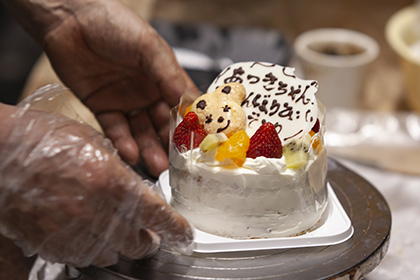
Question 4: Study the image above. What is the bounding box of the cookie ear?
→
[191,95,208,112]
[215,82,246,104]
[195,99,207,110]
[190,93,212,128]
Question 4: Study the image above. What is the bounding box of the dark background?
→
[0,5,42,279]
[0,2,42,105]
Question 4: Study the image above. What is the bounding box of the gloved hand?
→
[0,103,193,267]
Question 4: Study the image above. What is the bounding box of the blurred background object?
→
[1,0,414,112]
[0,1,41,105]
[293,28,379,110]
[151,20,292,89]
[326,108,420,174]
[149,0,413,111]
[386,3,420,113]
[151,20,291,89]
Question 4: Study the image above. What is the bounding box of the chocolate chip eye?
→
[221,86,231,94]
[223,105,231,112]
[217,116,224,123]
[196,100,207,110]
[205,114,213,123]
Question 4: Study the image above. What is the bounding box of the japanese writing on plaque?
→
[208,62,318,143]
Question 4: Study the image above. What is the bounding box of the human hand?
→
[39,0,198,177]
[0,104,193,267]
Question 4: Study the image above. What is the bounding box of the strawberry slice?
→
[173,112,207,152]
[247,122,282,159]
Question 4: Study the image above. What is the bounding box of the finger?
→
[148,100,171,150]
[91,247,119,267]
[136,187,194,247]
[88,197,160,261]
[137,28,199,107]
[182,68,200,99]
[129,110,168,177]
[158,66,199,107]
[103,180,193,252]
[120,228,160,260]
[96,111,139,165]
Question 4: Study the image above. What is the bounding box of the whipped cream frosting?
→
[169,144,328,238]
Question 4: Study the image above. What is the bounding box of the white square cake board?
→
[158,170,354,253]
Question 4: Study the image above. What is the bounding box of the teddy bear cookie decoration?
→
[190,82,246,138]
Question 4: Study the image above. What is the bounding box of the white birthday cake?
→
[169,62,328,239]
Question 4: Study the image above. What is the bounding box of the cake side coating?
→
[169,145,328,238]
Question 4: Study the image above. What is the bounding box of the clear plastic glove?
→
[0,103,193,267]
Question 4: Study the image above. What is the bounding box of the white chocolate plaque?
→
[208,62,318,144]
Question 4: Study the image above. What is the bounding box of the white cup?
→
[293,28,379,110]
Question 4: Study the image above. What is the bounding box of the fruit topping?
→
[311,119,320,133]
[283,133,311,169]
[173,112,207,152]
[247,122,282,159]
[199,133,228,153]
[184,104,192,116]
[309,130,322,153]
[215,130,250,167]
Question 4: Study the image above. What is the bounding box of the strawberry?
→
[173,112,207,152]
[247,122,282,159]
[311,119,320,133]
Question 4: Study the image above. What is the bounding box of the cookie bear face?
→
[191,83,246,137]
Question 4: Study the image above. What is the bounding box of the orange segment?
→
[215,131,250,167]
[309,130,322,153]
[184,104,192,116]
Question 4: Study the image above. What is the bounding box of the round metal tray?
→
[76,158,391,279]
